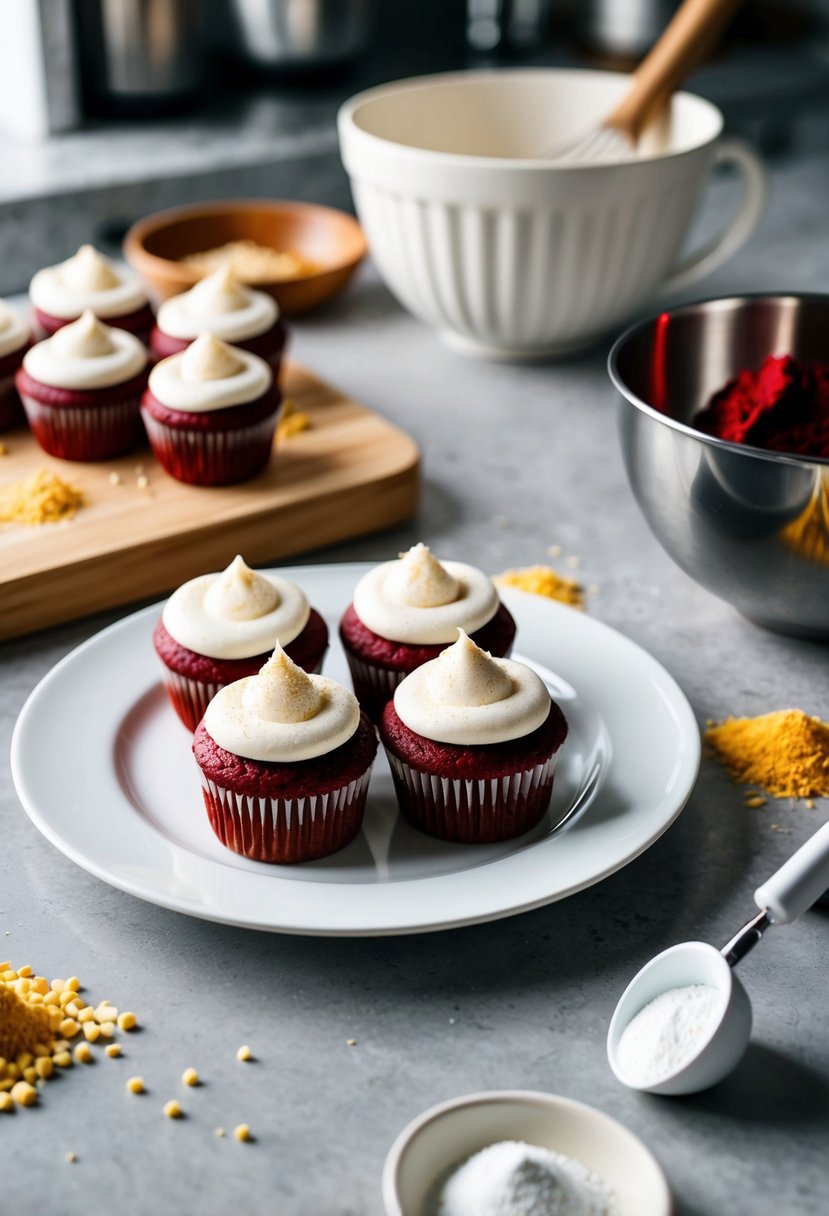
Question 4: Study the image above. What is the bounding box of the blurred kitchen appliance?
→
[466,0,553,52]
[228,0,377,72]
[579,0,680,59]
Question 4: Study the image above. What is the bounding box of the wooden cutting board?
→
[0,360,420,640]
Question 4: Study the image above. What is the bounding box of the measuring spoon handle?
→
[755,821,829,924]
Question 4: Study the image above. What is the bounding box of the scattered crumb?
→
[108,471,121,486]
[805,799,815,809]
[236,1045,252,1062]
[346,1039,357,1048]
[105,1043,121,1058]
[65,1152,77,1164]
[587,583,601,595]
[73,1043,92,1064]
[163,1099,183,1119]
[136,474,149,490]
[546,544,561,558]
[233,1123,252,1142]
[215,1127,225,1138]
[565,555,580,569]
[494,565,585,610]
[744,794,767,809]
[0,468,84,526]
[127,1076,144,1094]
[181,1067,199,1087]
[117,1012,137,1032]
[770,823,792,834]
[0,1092,13,1112]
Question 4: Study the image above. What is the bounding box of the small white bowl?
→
[338,69,766,360]
[382,1089,672,1216]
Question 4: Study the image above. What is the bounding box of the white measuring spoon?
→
[607,821,829,1096]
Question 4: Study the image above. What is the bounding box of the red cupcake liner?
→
[384,750,559,844]
[0,372,25,431]
[142,408,279,485]
[19,390,145,460]
[200,767,373,863]
[161,657,325,733]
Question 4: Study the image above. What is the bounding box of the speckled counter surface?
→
[1,149,828,1216]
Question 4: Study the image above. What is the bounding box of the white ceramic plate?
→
[11,563,700,936]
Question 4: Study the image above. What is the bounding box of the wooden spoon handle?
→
[605,0,745,142]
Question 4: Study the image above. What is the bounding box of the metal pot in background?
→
[578,0,679,60]
[75,0,207,113]
[228,0,377,73]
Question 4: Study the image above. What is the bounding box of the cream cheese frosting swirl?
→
[149,332,271,412]
[30,245,147,319]
[353,543,499,645]
[394,630,550,745]
[22,310,146,389]
[204,643,360,762]
[156,266,278,342]
[163,555,310,659]
[0,300,30,360]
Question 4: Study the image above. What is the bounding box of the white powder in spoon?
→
[617,983,723,1086]
[434,1140,619,1216]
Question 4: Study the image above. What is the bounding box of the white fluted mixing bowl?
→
[338,70,766,359]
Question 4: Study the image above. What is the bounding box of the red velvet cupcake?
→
[194,644,377,863]
[16,310,148,460]
[0,301,32,431]
[29,245,153,341]
[379,631,567,844]
[155,554,329,731]
[142,332,281,485]
[150,266,287,378]
[340,543,517,720]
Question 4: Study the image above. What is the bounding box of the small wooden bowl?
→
[123,200,367,315]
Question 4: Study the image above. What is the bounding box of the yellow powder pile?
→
[0,468,85,525]
[705,709,829,799]
[276,398,311,442]
[0,963,138,1110]
[495,565,585,610]
[181,240,320,283]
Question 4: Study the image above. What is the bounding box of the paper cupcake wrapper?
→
[162,659,324,733]
[20,392,144,460]
[0,373,24,431]
[142,410,278,486]
[385,750,558,844]
[342,652,407,721]
[201,768,373,863]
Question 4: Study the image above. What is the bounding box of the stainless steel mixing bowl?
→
[610,295,829,639]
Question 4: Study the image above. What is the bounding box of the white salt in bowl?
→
[382,1090,672,1216]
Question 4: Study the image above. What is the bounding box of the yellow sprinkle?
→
[83,1022,100,1043]
[73,1043,92,1064]
[77,1006,95,1023]
[805,799,815,809]
[277,410,311,442]
[127,1076,144,1094]
[136,474,149,490]
[0,1091,13,1111]
[494,564,585,610]
[11,1080,37,1107]
[105,1043,121,1058]
[233,1123,251,1142]
[744,794,767,809]
[546,545,561,558]
[65,977,80,993]
[108,472,121,486]
[181,1067,199,1087]
[35,1057,53,1080]
[346,1039,357,1047]
[23,1066,38,1084]
[16,966,32,979]
[236,1045,252,1062]
[53,1051,72,1068]
[163,1099,183,1119]
[65,1152,77,1163]
[215,1127,225,1137]
[59,1018,79,1039]
[117,1012,137,1032]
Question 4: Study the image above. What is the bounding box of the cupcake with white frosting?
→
[380,631,568,843]
[154,554,329,731]
[150,266,287,376]
[193,644,377,863]
[141,332,281,485]
[339,543,517,720]
[29,245,153,341]
[16,310,148,460]
[0,300,32,431]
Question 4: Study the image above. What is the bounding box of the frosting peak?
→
[429,630,513,706]
[203,555,280,621]
[242,645,325,724]
[388,543,460,608]
[63,245,121,292]
[181,333,246,382]
[188,266,250,315]
[51,309,115,359]
[156,267,278,343]
[394,633,551,746]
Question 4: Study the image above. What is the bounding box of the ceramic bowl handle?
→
[755,821,829,924]
[662,139,767,295]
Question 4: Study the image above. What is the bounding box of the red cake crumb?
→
[695,355,829,458]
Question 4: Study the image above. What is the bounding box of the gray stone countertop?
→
[1,148,828,1216]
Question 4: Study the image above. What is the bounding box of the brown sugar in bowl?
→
[123,200,367,315]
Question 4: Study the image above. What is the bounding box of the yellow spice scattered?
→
[73,1043,92,1064]
[11,1080,37,1107]
[163,1099,183,1119]
[65,1152,77,1164]
[105,1043,122,1058]
[277,399,312,442]
[233,1123,251,1142]
[0,468,85,526]
[182,1067,199,1087]
[215,1127,225,1138]
[118,1012,137,1032]
[181,240,320,283]
[705,710,829,799]
[346,1039,357,1048]
[744,794,767,809]
[0,1091,13,1112]
[236,1045,252,1062]
[127,1076,144,1094]
[494,565,585,610]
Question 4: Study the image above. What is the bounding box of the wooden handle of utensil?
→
[605,0,745,142]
